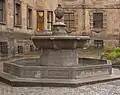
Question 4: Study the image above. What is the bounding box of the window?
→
[0,0,6,24]
[93,13,103,28]
[90,10,107,32]
[37,11,44,31]
[47,11,53,30]
[94,40,104,48]
[30,45,34,52]
[27,6,32,28]
[0,42,8,55]
[64,12,75,31]
[14,0,21,27]
[18,46,23,53]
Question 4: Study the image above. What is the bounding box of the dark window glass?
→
[64,12,75,31]
[94,40,104,48]
[93,13,103,28]
[47,11,53,30]
[0,0,4,22]
[30,45,34,52]
[14,1,21,26]
[27,7,32,28]
[18,46,23,53]
[0,42,8,55]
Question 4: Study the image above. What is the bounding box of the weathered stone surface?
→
[39,49,78,66]
[3,58,112,80]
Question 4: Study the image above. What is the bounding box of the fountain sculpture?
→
[1,5,113,87]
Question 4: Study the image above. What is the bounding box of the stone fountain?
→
[0,5,114,87]
[32,4,90,67]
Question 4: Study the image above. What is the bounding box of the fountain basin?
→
[3,58,112,79]
[32,36,90,49]
[32,35,90,66]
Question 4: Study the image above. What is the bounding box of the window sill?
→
[14,25,22,28]
[0,22,6,25]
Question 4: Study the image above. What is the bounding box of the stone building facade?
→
[0,0,60,56]
[1,0,119,56]
[61,0,120,48]
[0,0,36,56]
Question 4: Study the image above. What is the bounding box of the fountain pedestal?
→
[39,49,78,66]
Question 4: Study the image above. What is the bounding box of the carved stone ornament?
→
[54,4,64,19]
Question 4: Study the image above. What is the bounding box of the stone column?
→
[44,10,48,30]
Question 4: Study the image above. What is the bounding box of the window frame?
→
[47,11,53,30]
[14,0,22,28]
[18,45,23,54]
[93,13,103,29]
[64,11,75,31]
[0,0,6,25]
[27,5,32,29]
[90,9,107,32]
[36,11,44,31]
[94,40,104,48]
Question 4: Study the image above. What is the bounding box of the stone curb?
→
[0,72,120,87]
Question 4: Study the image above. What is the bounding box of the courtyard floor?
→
[0,79,120,95]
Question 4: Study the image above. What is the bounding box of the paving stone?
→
[0,80,120,95]
[108,80,120,86]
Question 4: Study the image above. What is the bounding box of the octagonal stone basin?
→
[3,58,112,79]
[32,36,90,49]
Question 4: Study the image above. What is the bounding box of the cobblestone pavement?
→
[0,80,119,95]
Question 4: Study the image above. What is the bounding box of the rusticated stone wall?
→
[61,0,120,47]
